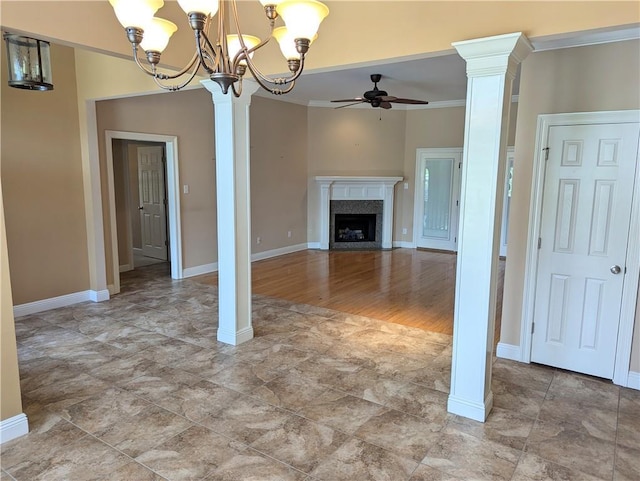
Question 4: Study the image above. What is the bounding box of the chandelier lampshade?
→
[276,0,329,42]
[108,0,329,95]
[140,17,178,53]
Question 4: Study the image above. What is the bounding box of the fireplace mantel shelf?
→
[315,176,403,250]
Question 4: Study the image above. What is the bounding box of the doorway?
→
[413,147,514,254]
[105,131,183,295]
[522,110,640,386]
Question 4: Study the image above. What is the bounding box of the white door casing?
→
[138,146,168,261]
[414,147,513,254]
[105,131,182,295]
[413,148,462,251]
[499,148,515,257]
[521,110,640,387]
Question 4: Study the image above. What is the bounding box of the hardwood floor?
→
[193,248,505,337]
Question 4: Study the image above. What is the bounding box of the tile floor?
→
[2,264,638,480]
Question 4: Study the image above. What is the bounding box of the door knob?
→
[138,206,144,210]
[610,265,621,274]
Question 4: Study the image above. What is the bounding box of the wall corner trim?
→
[0,413,29,445]
[89,289,110,303]
[496,342,523,362]
[627,371,640,390]
[307,242,321,249]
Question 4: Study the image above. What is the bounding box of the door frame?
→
[105,130,182,294]
[521,110,640,387]
[413,147,463,251]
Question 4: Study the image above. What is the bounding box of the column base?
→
[447,391,494,422]
[217,326,254,346]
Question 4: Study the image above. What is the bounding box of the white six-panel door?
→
[531,122,639,378]
[138,146,168,261]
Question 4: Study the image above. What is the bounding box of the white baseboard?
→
[496,342,522,362]
[182,262,219,278]
[252,243,307,262]
[0,413,28,444]
[119,263,133,273]
[393,241,415,248]
[13,289,105,317]
[307,242,321,249]
[133,247,143,253]
[627,371,640,390]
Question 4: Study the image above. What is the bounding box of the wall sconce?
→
[3,34,53,91]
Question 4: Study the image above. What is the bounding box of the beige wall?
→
[96,88,217,283]
[501,40,640,369]
[306,107,407,241]
[1,43,89,305]
[250,97,309,252]
[307,103,518,244]
[96,90,309,281]
[1,181,23,422]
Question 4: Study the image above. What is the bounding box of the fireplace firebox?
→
[334,214,376,242]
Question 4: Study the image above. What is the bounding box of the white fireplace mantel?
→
[315,176,403,250]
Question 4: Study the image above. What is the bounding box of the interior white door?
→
[138,145,168,261]
[531,122,639,378]
[414,149,462,251]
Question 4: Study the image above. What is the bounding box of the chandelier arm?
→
[243,51,306,89]
[242,59,296,95]
[151,61,202,91]
[196,30,215,75]
[231,78,243,97]
[132,45,158,77]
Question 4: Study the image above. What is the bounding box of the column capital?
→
[453,32,533,78]
[201,79,261,105]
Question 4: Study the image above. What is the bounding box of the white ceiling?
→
[254,24,639,109]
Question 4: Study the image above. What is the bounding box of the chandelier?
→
[108,0,329,96]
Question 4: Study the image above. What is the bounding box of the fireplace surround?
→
[315,176,403,250]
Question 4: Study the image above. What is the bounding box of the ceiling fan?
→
[331,74,429,109]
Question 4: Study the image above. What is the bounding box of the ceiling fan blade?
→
[379,101,392,110]
[331,97,365,103]
[334,101,365,109]
[389,98,429,105]
[377,96,397,102]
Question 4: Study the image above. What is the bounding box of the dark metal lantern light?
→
[3,34,53,91]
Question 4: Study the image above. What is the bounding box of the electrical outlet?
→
[402,228,408,235]
[256,236,261,244]
[183,185,189,194]
[287,231,292,238]
[404,182,409,190]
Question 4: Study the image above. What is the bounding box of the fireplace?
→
[315,176,403,250]
[335,214,376,242]
[330,200,383,249]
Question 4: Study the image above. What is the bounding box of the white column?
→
[381,182,396,249]
[318,180,332,250]
[202,79,260,346]
[448,33,532,421]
